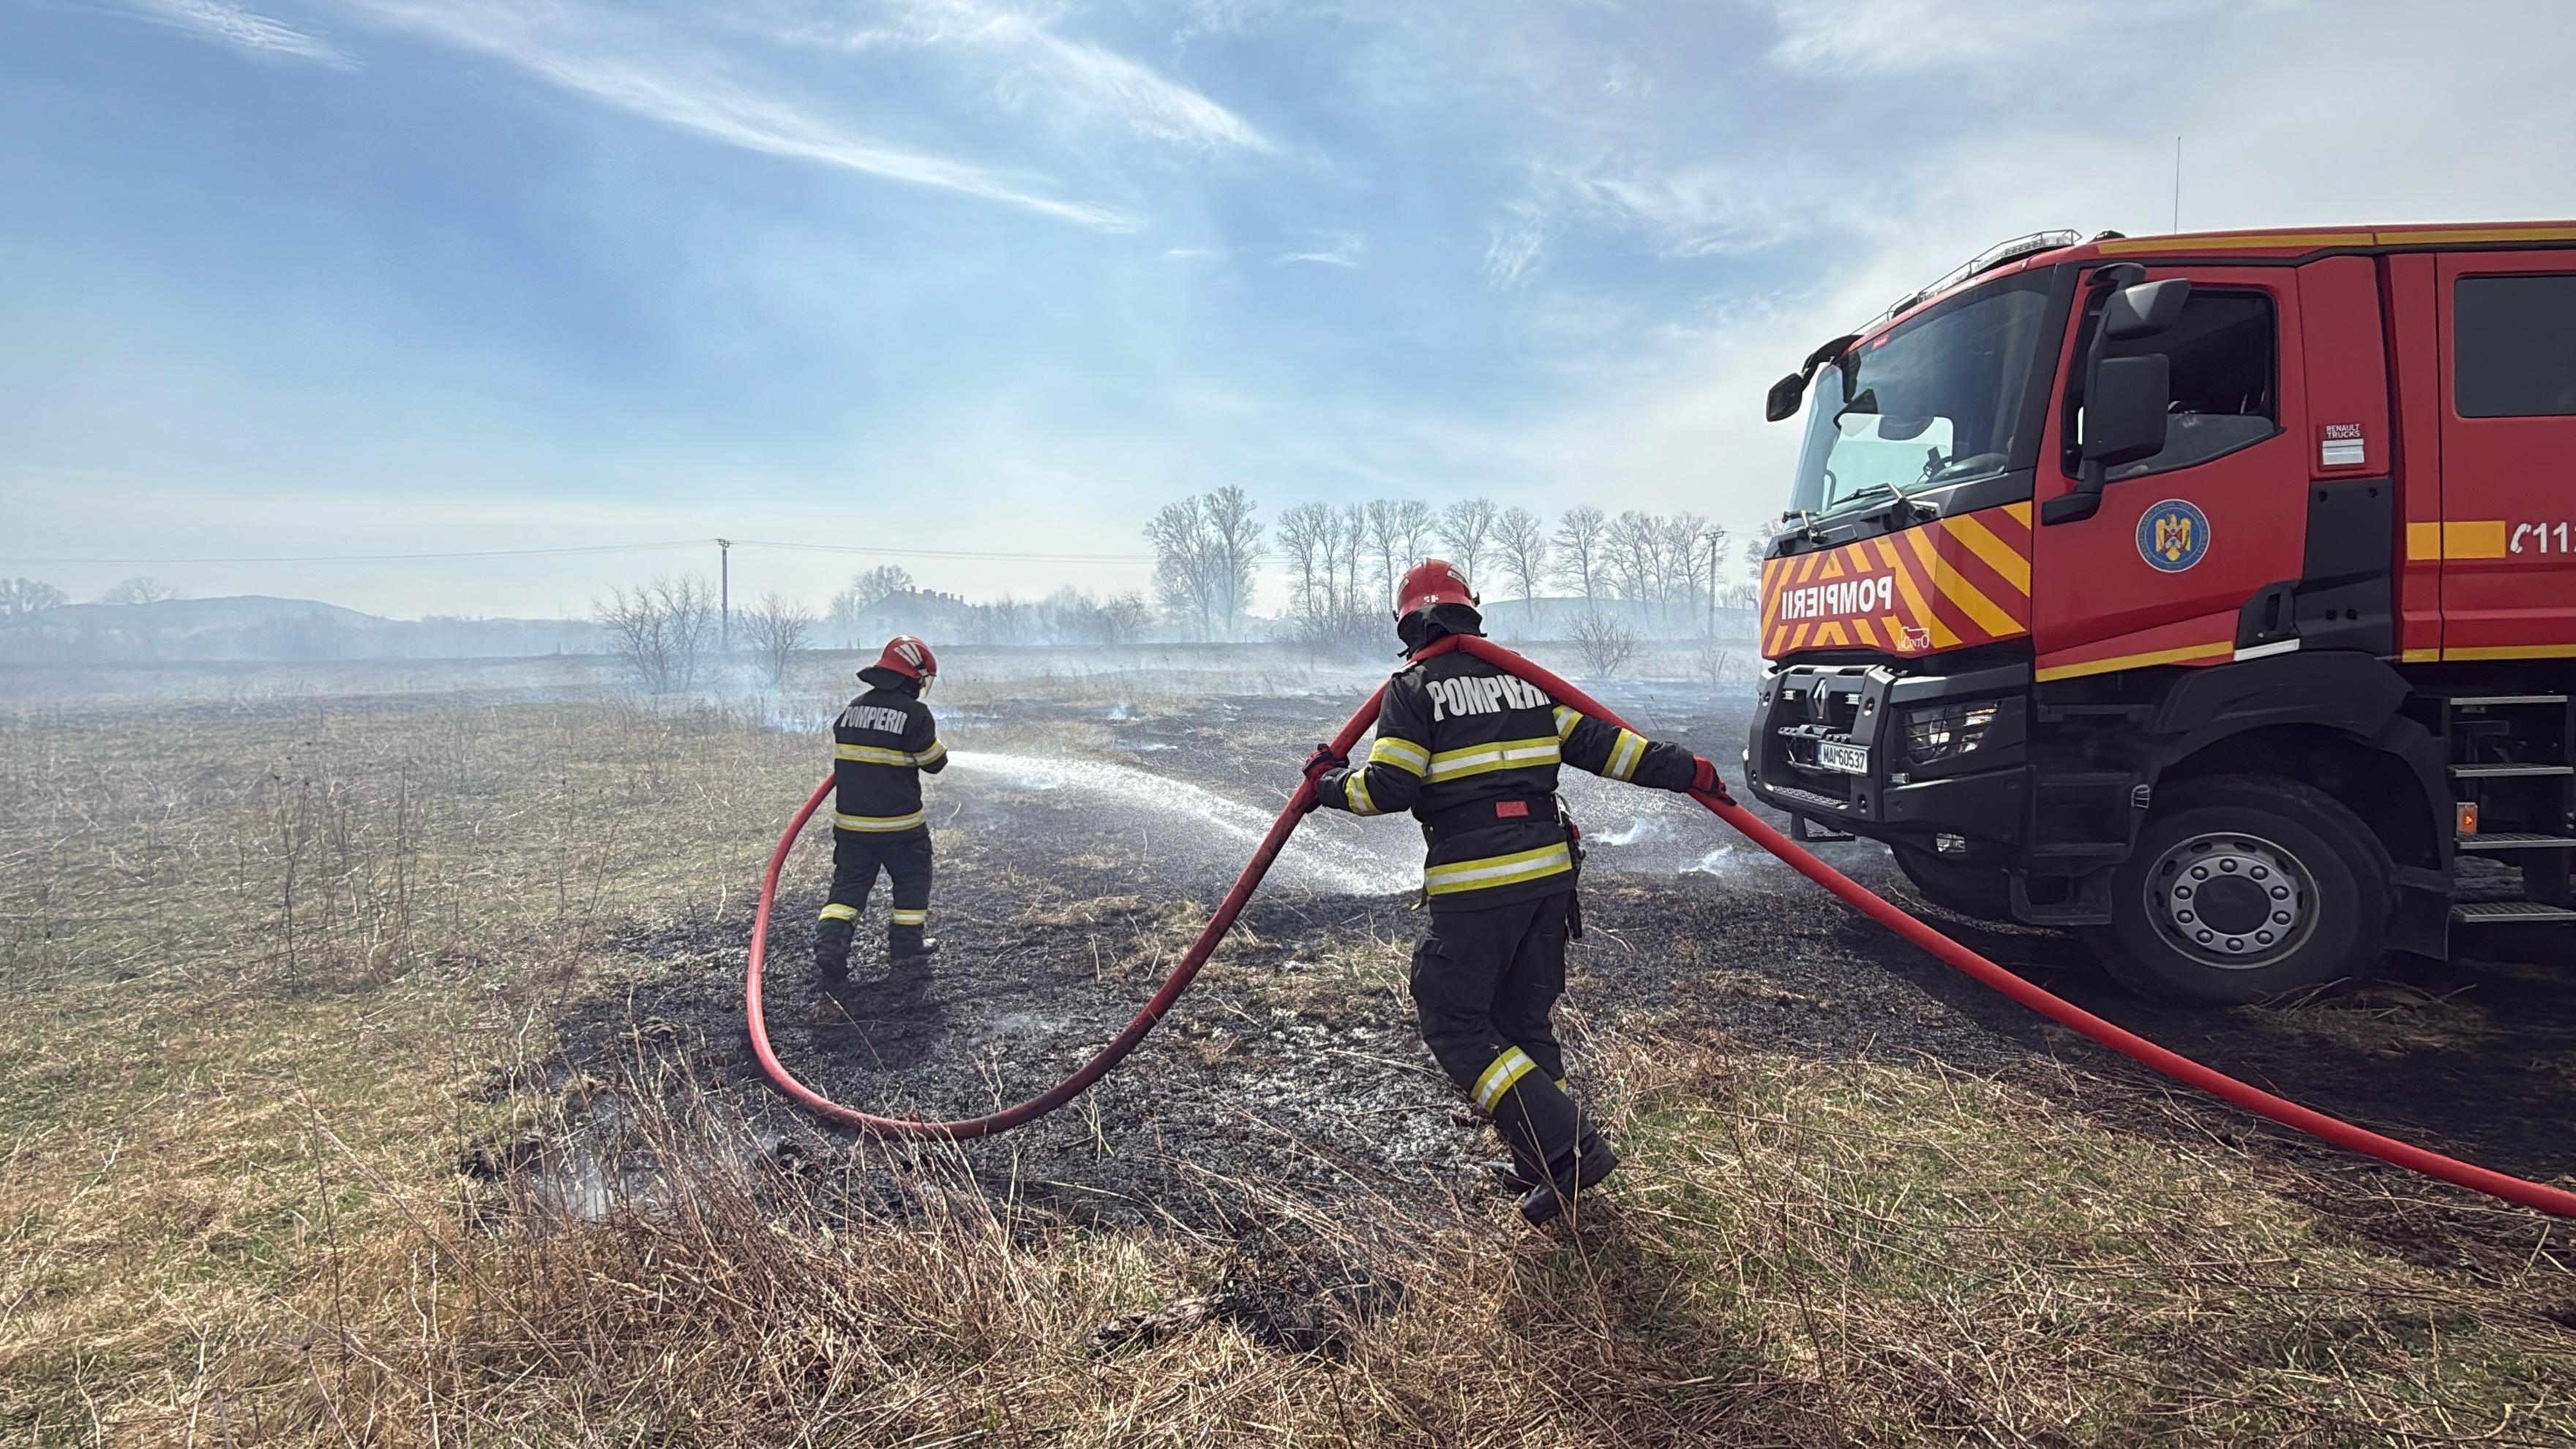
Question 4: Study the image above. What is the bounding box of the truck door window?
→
[2455,274,2576,417]
[2064,289,2280,480]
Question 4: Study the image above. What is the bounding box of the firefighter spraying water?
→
[815,636,947,978]
[1303,560,1722,1225]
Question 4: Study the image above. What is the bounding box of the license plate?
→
[1816,741,1869,775]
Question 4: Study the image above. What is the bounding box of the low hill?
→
[0,594,607,664]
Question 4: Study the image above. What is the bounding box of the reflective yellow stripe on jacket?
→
[833,809,926,833]
[1345,771,1382,816]
[1604,728,1648,782]
[1368,735,1430,776]
[1423,842,1573,896]
[835,742,945,768]
[1425,735,1561,783]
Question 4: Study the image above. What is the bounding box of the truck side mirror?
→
[2041,274,2188,526]
[1765,372,1807,422]
[2080,353,2173,468]
[2103,277,2190,341]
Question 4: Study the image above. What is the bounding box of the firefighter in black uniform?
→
[816,635,948,978]
[1306,561,1721,1224]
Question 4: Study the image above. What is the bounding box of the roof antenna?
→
[2172,135,2183,233]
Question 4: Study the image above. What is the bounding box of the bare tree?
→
[1392,498,1435,575]
[1273,501,1378,655]
[962,596,1033,645]
[1550,506,1607,601]
[1098,591,1150,645]
[1276,502,1336,620]
[99,577,183,606]
[1364,499,1405,602]
[1203,485,1264,637]
[828,566,916,645]
[1436,497,1499,591]
[743,592,816,686]
[1495,506,1551,602]
[1569,610,1638,678]
[1335,503,1368,614]
[597,574,719,693]
[0,578,68,621]
[1146,495,1214,640]
[1605,510,1660,602]
[1363,498,1438,604]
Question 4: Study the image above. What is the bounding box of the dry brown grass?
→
[4,691,2573,1445]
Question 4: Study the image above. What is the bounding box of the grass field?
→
[4,670,2573,1445]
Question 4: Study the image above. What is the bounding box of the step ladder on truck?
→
[1743,222,2576,1003]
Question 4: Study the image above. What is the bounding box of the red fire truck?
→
[1748,223,2576,1003]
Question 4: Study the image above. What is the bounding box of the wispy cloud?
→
[765,0,1275,155]
[1275,229,1362,267]
[1485,155,1802,288]
[1019,26,1273,153]
[124,0,356,67]
[1762,0,2261,78]
[342,0,1142,230]
[1483,201,1546,289]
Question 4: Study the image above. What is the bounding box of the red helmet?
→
[870,635,937,688]
[1395,558,1478,619]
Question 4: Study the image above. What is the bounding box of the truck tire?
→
[2096,774,2392,1005]
[1890,844,2016,923]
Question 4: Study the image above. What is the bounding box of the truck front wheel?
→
[2096,774,2392,1005]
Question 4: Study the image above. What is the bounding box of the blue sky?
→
[6,0,2574,618]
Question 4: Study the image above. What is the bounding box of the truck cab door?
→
[2029,267,2310,680]
[2435,255,2576,660]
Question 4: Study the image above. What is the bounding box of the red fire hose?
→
[744,634,2576,1217]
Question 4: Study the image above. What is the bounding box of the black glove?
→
[1688,755,1731,803]
[1303,744,1345,783]
[1300,744,1345,813]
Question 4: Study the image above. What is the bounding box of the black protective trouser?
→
[817,826,934,964]
[1409,889,1597,1182]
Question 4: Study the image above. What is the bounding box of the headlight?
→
[1903,700,2000,765]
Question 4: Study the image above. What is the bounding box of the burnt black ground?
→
[555,679,2576,1265]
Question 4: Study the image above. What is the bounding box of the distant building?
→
[842,589,973,645]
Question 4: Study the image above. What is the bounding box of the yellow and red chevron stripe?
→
[1760,502,2033,660]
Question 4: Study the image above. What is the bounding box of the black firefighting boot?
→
[815,916,857,981]
[1482,1060,1585,1227]
[1513,1133,1620,1227]
[1486,1081,1600,1194]
[888,932,940,965]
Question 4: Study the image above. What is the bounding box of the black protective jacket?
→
[1314,645,1696,910]
[831,668,946,836]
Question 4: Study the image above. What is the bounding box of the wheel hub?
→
[2148,832,2315,970]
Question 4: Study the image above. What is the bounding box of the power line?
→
[0,537,1153,566]
[730,539,1151,564]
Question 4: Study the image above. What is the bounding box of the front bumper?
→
[1744,660,2032,847]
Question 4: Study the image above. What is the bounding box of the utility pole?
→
[716,538,733,652]
[1705,531,1718,638]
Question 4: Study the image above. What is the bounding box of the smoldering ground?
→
[539,675,2576,1265]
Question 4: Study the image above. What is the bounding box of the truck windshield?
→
[1790,274,2054,519]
